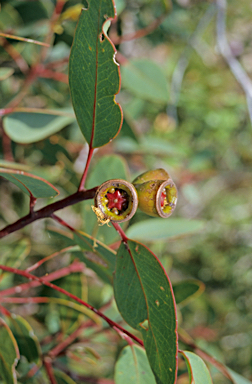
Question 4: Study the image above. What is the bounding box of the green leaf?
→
[0,167,59,198]
[126,218,205,241]
[227,368,252,384]
[48,227,116,285]
[115,345,156,384]
[72,231,116,284]
[56,273,85,333]
[82,154,129,244]
[181,351,213,384]
[53,370,77,384]
[0,317,20,384]
[1,238,30,269]
[69,2,122,148]
[3,112,75,144]
[0,68,14,80]
[121,59,169,103]
[114,240,178,384]
[5,314,41,365]
[173,280,205,306]
[114,0,126,15]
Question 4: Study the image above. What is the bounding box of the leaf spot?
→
[155,300,160,307]
[99,33,105,42]
[88,46,92,51]
[160,286,165,291]
[169,368,172,372]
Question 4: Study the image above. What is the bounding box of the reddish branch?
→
[0,187,97,238]
[0,261,85,297]
[0,264,144,347]
[78,147,94,191]
[44,357,58,384]
[110,14,167,45]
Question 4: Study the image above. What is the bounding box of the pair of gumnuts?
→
[94,168,177,223]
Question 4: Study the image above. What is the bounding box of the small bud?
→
[133,169,177,218]
[94,179,138,223]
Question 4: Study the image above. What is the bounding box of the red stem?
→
[26,246,75,273]
[78,147,94,191]
[48,320,93,359]
[51,213,75,232]
[110,14,167,45]
[112,222,128,243]
[0,118,14,162]
[39,69,68,83]
[44,357,57,384]
[0,187,97,239]
[0,264,144,347]
[0,261,85,297]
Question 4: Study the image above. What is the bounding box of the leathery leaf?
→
[114,240,178,384]
[69,0,122,148]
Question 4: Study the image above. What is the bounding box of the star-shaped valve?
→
[106,189,127,211]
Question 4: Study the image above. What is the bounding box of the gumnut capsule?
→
[94,179,138,223]
[132,168,177,218]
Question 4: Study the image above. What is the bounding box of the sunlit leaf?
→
[0,168,59,198]
[115,345,156,384]
[69,1,122,148]
[3,112,75,144]
[53,370,77,384]
[181,351,213,384]
[114,240,178,384]
[0,68,14,81]
[0,317,20,384]
[126,218,205,241]
[114,0,126,15]
[227,368,252,384]
[121,59,169,103]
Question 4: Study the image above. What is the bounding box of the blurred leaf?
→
[56,273,85,333]
[15,1,48,23]
[126,218,205,241]
[6,314,41,365]
[3,238,31,269]
[48,228,116,285]
[114,0,126,15]
[0,68,14,81]
[121,59,169,103]
[115,136,181,156]
[114,345,156,384]
[3,112,75,144]
[73,231,116,284]
[0,168,59,198]
[114,240,177,384]
[69,3,122,148]
[227,368,252,384]
[53,370,77,384]
[0,317,20,384]
[82,154,129,244]
[181,351,213,384]
[86,155,129,187]
[173,280,205,306]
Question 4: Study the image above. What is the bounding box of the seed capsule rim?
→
[156,179,178,218]
[94,179,138,223]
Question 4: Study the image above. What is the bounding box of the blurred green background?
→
[0,0,251,382]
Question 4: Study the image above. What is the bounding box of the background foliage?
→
[0,0,252,383]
